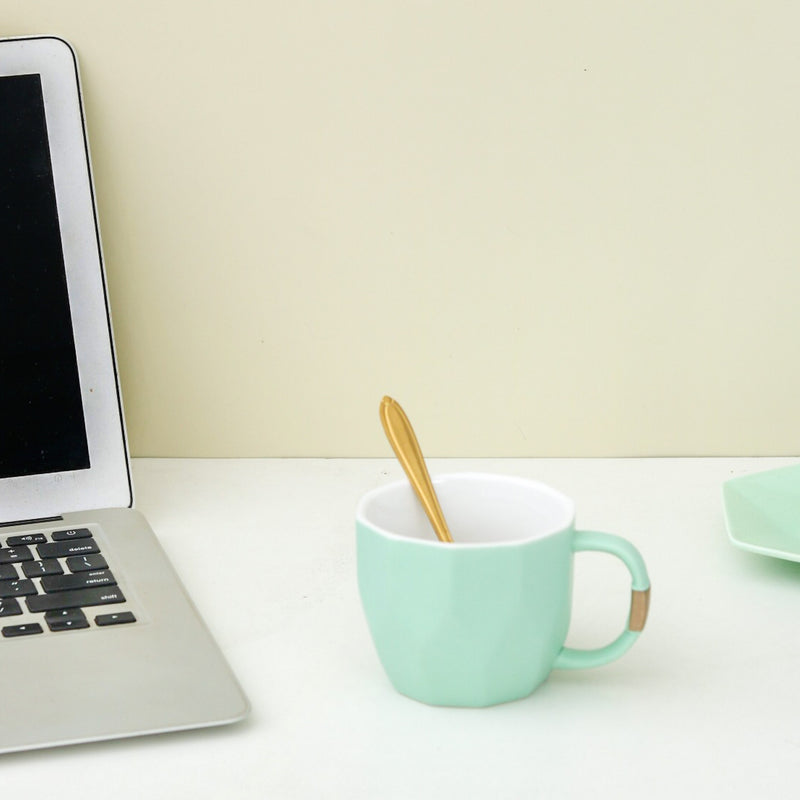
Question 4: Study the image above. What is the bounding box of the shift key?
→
[26,586,125,613]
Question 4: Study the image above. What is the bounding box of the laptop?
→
[0,35,249,753]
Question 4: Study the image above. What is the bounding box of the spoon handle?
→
[380,396,454,543]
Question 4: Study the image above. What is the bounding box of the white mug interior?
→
[357,473,575,546]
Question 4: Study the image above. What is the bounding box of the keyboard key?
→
[2,623,43,637]
[51,528,92,541]
[0,564,17,581]
[26,586,126,613]
[37,540,100,559]
[0,598,22,617]
[45,608,90,632]
[41,570,116,593]
[22,559,64,579]
[95,611,136,626]
[0,579,37,598]
[6,534,46,546]
[0,546,33,564]
[65,554,108,572]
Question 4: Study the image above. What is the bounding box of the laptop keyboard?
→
[0,526,136,638]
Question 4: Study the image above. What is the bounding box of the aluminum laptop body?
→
[0,36,249,754]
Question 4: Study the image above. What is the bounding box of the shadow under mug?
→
[356,473,650,707]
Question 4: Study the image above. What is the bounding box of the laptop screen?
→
[0,73,91,479]
[0,37,132,521]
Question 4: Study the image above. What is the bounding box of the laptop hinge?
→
[0,515,64,529]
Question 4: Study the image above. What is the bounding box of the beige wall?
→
[5,3,800,456]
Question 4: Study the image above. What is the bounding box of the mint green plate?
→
[723,464,800,561]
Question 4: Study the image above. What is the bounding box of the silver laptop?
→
[0,35,249,753]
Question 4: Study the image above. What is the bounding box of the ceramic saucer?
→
[723,463,800,561]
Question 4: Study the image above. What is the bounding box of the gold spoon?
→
[379,396,454,543]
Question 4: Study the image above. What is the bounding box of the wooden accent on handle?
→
[628,588,650,632]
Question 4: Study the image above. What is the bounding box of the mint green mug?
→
[356,473,650,707]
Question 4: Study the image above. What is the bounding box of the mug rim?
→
[356,472,576,549]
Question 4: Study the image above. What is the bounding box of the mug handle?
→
[554,530,650,670]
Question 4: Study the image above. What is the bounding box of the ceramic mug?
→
[356,473,650,707]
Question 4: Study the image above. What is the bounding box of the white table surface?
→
[3,457,800,797]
